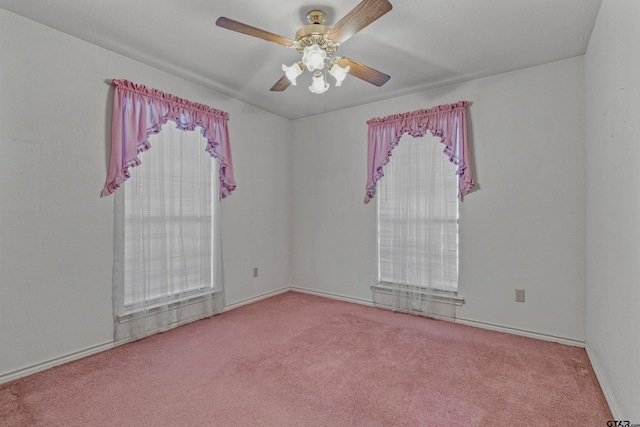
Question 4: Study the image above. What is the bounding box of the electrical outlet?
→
[515,289,525,303]
[253,267,259,278]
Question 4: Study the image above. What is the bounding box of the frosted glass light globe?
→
[302,44,326,71]
[282,63,304,85]
[329,63,350,86]
[309,71,329,94]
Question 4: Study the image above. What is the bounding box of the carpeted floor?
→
[1,291,611,426]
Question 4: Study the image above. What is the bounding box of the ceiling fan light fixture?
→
[309,71,329,94]
[302,44,326,71]
[282,62,304,85]
[329,63,350,86]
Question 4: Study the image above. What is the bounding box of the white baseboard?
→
[224,286,291,311]
[0,341,115,384]
[454,317,585,348]
[291,286,376,307]
[585,340,621,420]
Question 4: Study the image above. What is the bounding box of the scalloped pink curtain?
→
[102,79,235,198]
[364,101,474,202]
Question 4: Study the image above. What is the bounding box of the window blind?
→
[124,124,215,309]
[378,134,459,293]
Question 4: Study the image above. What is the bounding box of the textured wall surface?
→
[585,0,640,421]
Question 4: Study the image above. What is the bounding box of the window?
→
[105,80,232,342]
[377,134,459,293]
[123,123,217,310]
[113,123,225,342]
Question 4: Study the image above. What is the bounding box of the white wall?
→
[292,57,587,342]
[0,9,291,378]
[585,0,640,420]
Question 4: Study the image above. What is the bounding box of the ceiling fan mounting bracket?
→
[306,10,327,25]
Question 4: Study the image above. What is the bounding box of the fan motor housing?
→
[295,24,329,42]
[295,24,337,53]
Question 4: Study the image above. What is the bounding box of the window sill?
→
[371,283,464,306]
[117,290,223,324]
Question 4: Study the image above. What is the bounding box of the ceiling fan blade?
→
[327,0,393,45]
[270,75,292,92]
[216,17,295,47]
[336,57,390,87]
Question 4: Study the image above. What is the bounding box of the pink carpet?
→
[1,291,611,426]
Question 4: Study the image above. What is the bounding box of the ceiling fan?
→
[216,0,392,94]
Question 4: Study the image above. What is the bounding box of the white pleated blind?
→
[378,134,459,292]
[124,124,215,309]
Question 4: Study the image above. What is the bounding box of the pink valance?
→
[102,79,236,198]
[364,101,474,202]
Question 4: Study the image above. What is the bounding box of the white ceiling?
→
[0,0,602,119]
